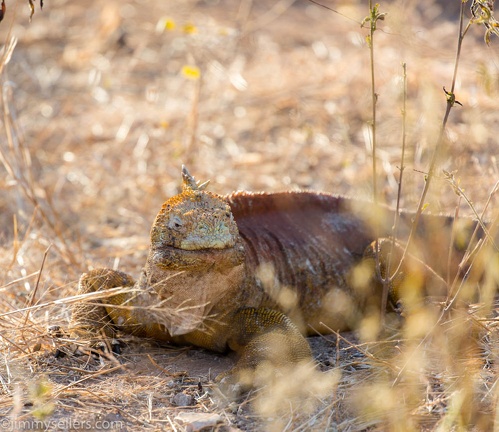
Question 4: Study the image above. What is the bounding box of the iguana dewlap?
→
[71,166,494,385]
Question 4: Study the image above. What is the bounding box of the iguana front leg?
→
[218,307,313,389]
[70,268,136,340]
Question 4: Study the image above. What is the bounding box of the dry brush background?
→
[0,0,499,430]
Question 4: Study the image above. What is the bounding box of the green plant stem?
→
[368,0,378,208]
[366,1,386,319]
[384,63,408,302]
[390,3,471,281]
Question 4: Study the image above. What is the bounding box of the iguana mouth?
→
[151,241,246,271]
[179,230,236,251]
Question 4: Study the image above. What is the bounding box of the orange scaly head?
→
[150,166,239,251]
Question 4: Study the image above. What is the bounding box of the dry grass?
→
[0,0,498,430]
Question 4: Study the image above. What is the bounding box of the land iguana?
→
[71,166,497,386]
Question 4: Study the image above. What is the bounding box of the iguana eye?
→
[168,215,183,229]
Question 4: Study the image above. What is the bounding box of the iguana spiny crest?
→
[150,166,239,251]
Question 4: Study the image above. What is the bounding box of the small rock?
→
[174,412,223,431]
[172,392,194,407]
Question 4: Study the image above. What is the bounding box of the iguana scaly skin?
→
[71,166,497,385]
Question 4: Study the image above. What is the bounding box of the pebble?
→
[171,392,194,407]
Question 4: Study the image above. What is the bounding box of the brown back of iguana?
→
[228,191,487,334]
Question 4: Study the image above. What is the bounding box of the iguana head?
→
[151,166,239,251]
[146,167,245,336]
